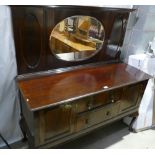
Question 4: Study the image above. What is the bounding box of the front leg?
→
[128,112,138,132]
[19,116,27,142]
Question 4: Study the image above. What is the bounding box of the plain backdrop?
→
[0,5,22,147]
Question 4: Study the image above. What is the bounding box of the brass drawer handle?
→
[85,118,89,124]
[106,111,111,116]
[87,103,92,110]
[64,104,72,109]
[110,94,115,103]
[111,99,115,103]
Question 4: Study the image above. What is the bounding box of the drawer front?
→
[93,88,122,108]
[74,88,122,114]
[74,82,147,132]
[73,97,92,113]
[75,102,120,132]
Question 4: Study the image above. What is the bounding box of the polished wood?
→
[18,63,150,111]
[11,5,132,74]
[11,5,151,148]
[19,78,148,148]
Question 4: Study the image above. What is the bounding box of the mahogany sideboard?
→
[11,5,151,148]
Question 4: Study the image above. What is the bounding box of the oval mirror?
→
[49,16,105,61]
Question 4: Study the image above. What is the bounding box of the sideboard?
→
[11,5,151,148]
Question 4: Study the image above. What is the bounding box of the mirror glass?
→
[49,16,105,61]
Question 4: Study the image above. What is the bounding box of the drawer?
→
[73,97,92,113]
[75,102,120,132]
[93,88,122,108]
[74,88,122,114]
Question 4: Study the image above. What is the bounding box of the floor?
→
[55,121,155,149]
[1,120,155,149]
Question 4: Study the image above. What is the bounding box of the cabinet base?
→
[20,108,139,148]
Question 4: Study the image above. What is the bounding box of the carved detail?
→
[21,13,42,69]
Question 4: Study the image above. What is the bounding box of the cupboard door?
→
[35,104,74,145]
[119,83,144,113]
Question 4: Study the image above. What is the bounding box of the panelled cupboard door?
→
[35,104,74,145]
[119,82,147,112]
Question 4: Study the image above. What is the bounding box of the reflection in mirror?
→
[49,16,105,61]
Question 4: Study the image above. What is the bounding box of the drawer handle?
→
[87,103,92,110]
[85,118,89,124]
[64,104,72,109]
[106,111,111,116]
[111,99,115,103]
[111,94,115,103]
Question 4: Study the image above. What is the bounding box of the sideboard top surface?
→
[17,63,151,111]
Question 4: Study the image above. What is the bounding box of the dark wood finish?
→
[18,63,150,111]
[19,77,148,148]
[11,5,133,75]
[11,6,151,148]
[17,62,150,148]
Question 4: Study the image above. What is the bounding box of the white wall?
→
[122,5,155,62]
